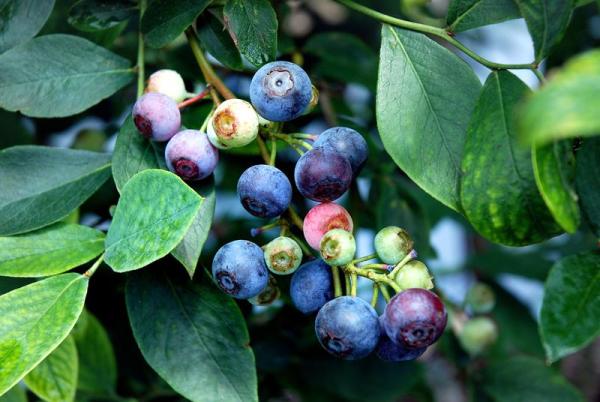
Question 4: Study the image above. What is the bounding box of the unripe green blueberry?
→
[465,283,496,314]
[457,316,498,355]
[210,99,259,148]
[374,226,414,265]
[248,275,280,306]
[145,69,187,102]
[395,260,434,291]
[263,236,303,275]
[320,229,356,266]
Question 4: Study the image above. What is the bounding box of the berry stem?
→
[289,233,313,257]
[287,206,304,230]
[185,28,235,101]
[533,68,547,84]
[289,133,317,141]
[269,139,277,166]
[344,263,402,293]
[135,0,147,99]
[199,109,214,133]
[177,85,212,109]
[359,263,391,271]
[344,272,351,295]
[84,254,104,278]
[334,0,537,71]
[353,253,378,264]
[370,283,379,307]
[389,250,417,279]
[379,284,391,302]
[350,272,358,297]
[331,265,343,297]
[256,135,271,164]
[250,221,280,237]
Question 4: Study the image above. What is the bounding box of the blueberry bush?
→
[0,0,599,401]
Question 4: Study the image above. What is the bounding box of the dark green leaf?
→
[0,110,32,150]
[0,34,134,117]
[197,13,243,70]
[0,273,88,395]
[540,252,600,363]
[377,26,481,212]
[519,49,600,144]
[172,179,216,278]
[461,71,560,246]
[514,0,574,61]
[142,0,211,49]
[223,0,277,66]
[126,268,258,402]
[576,137,600,237]
[482,355,585,402]
[24,336,78,402]
[0,385,26,402]
[532,141,580,233]
[0,0,55,54]
[469,249,552,281]
[68,0,137,32]
[112,116,164,192]
[446,0,521,32]
[0,146,111,236]
[0,223,105,277]
[104,170,202,272]
[72,311,117,394]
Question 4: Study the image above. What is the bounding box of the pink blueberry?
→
[303,203,353,249]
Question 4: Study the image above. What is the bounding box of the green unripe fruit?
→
[465,283,496,314]
[145,69,187,102]
[395,260,434,291]
[248,275,280,306]
[374,226,414,265]
[457,316,498,355]
[209,99,259,148]
[320,229,356,266]
[263,236,303,275]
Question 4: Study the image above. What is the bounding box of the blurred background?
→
[1,0,599,401]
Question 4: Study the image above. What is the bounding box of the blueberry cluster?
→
[130,63,447,362]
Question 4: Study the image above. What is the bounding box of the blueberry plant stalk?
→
[136,0,147,98]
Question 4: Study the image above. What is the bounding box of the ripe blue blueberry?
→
[294,147,352,202]
[382,288,447,349]
[132,93,181,141]
[290,259,333,314]
[211,240,269,299]
[314,127,368,175]
[315,296,380,360]
[375,317,426,362]
[250,61,312,122]
[237,164,292,218]
[165,130,218,181]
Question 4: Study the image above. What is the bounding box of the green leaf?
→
[576,137,600,237]
[532,141,580,233]
[0,146,111,236]
[126,268,258,402]
[24,336,78,402]
[0,34,134,117]
[223,0,277,67]
[540,252,600,363]
[197,12,243,70]
[514,0,574,61]
[519,49,600,144]
[105,170,202,272]
[68,0,137,32]
[0,273,88,396]
[446,0,521,33]
[304,32,377,90]
[0,385,26,402]
[377,25,481,212]
[0,109,32,150]
[461,71,560,246]
[0,0,55,54]
[0,223,104,278]
[142,0,211,49]
[111,116,164,192]
[72,311,117,394]
[482,355,585,402]
[172,180,216,278]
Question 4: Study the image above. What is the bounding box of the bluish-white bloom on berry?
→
[212,240,268,299]
[132,93,181,141]
[165,130,218,181]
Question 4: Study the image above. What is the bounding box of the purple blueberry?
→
[314,127,368,175]
[294,147,352,202]
[249,61,312,122]
[375,317,426,362]
[132,93,181,141]
[165,130,218,181]
[211,240,269,299]
[290,259,333,314]
[315,296,380,360]
[382,289,447,349]
[237,164,292,218]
